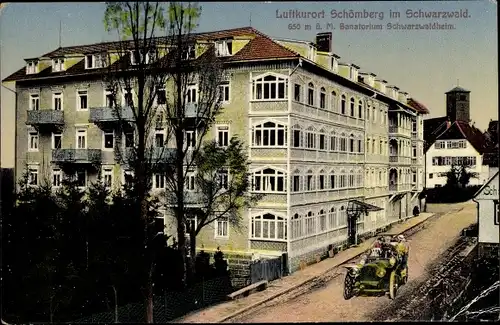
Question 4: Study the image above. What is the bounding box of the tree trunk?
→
[190,222,197,279]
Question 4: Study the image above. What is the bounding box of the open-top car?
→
[343,243,408,300]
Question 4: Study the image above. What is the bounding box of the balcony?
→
[389,125,410,137]
[389,155,411,164]
[26,110,64,130]
[52,149,102,164]
[89,106,134,127]
[389,184,412,192]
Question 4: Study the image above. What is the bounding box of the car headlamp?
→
[376,267,386,278]
[389,257,396,266]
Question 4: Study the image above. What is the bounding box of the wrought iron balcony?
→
[26,110,64,128]
[89,106,134,124]
[52,149,102,164]
[120,147,177,165]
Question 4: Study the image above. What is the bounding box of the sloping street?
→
[229,201,476,322]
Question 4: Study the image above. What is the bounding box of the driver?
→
[394,235,408,269]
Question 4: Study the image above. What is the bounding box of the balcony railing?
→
[52,149,102,164]
[89,106,134,123]
[26,110,64,127]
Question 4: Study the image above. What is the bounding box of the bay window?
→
[252,168,286,192]
[251,213,287,240]
[252,121,287,147]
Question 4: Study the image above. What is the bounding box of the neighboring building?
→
[423,87,490,188]
[473,171,499,255]
[2,27,429,273]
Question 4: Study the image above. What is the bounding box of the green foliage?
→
[104,1,166,38]
[445,164,478,189]
[168,2,202,32]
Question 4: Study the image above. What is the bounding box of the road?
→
[230,201,476,323]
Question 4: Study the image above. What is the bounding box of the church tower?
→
[445,86,470,122]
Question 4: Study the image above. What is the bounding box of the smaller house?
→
[473,171,499,255]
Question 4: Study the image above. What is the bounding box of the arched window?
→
[251,213,287,240]
[341,94,346,114]
[328,207,337,229]
[292,169,301,192]
[330,131,337,152]
[340,133,347,152]
[339,206,347,227]
[348,169,355,188]
[318,169,326,190]
[366,102,371,120]
[318,209,326,232]
[358,100,363,118]
[306,169,315,191]
[358,138,362,153]
[350,97,355,116]
[252,168,286,192]
[320,87,326,109]
[292,124,302,148]
[319,129,326,150]
[357,169,363,187]
[349,134,355,152]
[331,91,337,112]
[305,211,316,235]
[330,169,336,189]
[252,74,288,100]
[308,82,315,106]
[366,138,370,154]
[252,121,287,147]
[306,126,316,149]
[292,213,303,239]
[339,170,347,188]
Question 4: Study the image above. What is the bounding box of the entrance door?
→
[347,213,357,246]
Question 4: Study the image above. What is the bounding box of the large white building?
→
[424,87,490,188]
[3,27,430,274]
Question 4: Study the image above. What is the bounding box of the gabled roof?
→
[407,98,430,114]
[425,119,488,153]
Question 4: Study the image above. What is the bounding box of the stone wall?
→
[203,250,253,290]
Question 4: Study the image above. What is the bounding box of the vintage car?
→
[343,245,408,300]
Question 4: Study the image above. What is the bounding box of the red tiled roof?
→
[455,120,488,154]
[429,120,488,154]
[407,98,430,114]
[228,36,299,61]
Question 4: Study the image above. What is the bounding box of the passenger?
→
[394,235,408,270]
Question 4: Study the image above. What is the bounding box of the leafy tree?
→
[444,164,460,188]
[458,164,478,188]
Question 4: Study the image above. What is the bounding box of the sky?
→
[0,1,498,168]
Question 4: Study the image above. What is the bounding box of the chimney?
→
[316,32,332,53]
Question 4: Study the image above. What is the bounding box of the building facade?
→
[3,27,429,273]
[424,87,490,188]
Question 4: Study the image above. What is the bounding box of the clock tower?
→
[445,86,470,123]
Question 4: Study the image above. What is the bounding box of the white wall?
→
[425,140,488,188]
[478,200,499,244]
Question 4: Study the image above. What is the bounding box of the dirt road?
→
[230,202,476,323]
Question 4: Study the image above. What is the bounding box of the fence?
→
[250,254,286,284]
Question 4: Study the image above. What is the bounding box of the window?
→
[306,127,316,149]
[412,146,417,158]
[293,126,302,148]
[123,89,134,107]
[251,214,287,240]
[130,49,153,65]
[328,207,337,229]
[318,170,326,190]
[412,120,417,133]
[75,169,87,188]
[76,129,87,149]
[85,54,107,69]
[366,103,371,120]
[330,133,337,151]
[52,132,62,149]
[358,100,363,118]
[105,89,115,108]
[185,171,196,191]
[252,74,288,100]
[319,209,327,232]
[307,83,315,106]
[305,211,316,235]
[26,61,38,74]
[215,40,233,56]
[52,58,64,72]
[429,173,434,179]
[319,131,326,150]
[447,140,467,149]
[28,166,38,186]
[306,170,315,191]
[253,122,286,147]
[124,131,134,148]
[186,130,196,149]
[103,168,113,188]
[218,168,229,190]
[350,97,355,116]
[341,95,346,114]
[217,125,229,147]
[28,131,39,151]
[252,168,285,192]
[331,91,337,112]
[294,84,301,102]
[52,169,62,188]
[123,170,134,187]
[215,217,229,238]
[291,213,303,239]
[330,172,336,189]
[339,171,347,188]
[292,171,301,192]
[154,173,166,189]
[358,139,362,153]
[30,94,40,111]
[320,87,326,109]
[435,141,445,149]
[219,81,230,103]
[412,172,417,183]
[156,88,166,105]
[339,134,347,152]
[155,129,165,147]
[182,45,195,60]
[53,92,63,111]
[186,85,197,103]
[349,135,355,152]
[77,90,88,110]
[103,131,114,150]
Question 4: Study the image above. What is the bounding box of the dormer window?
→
[182,45,195,60]
[350,67,358,81]
[130,49,156,65]
[26,61,38,74]
[215,40,233,57]
[85,53,107,69]
[52,58,65,72]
